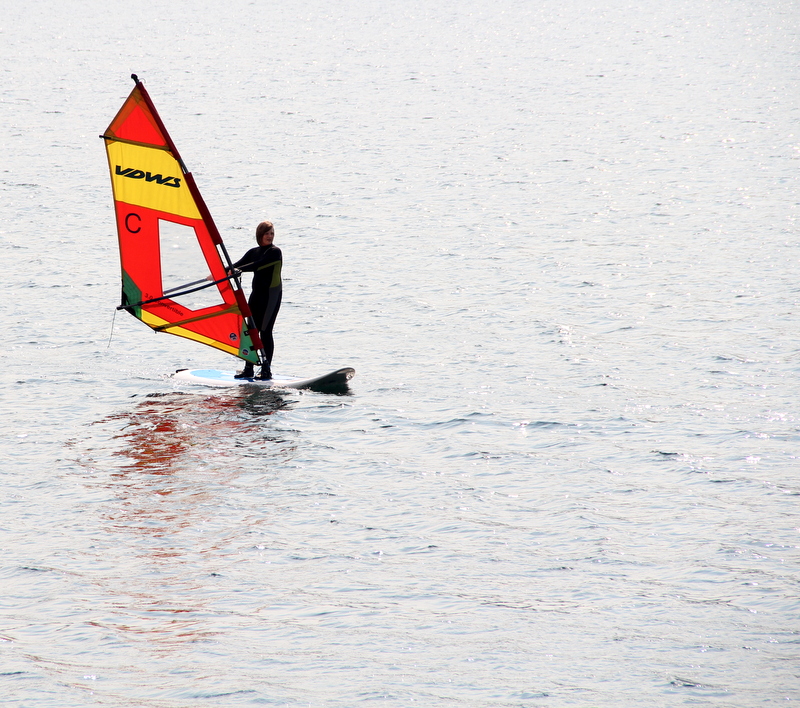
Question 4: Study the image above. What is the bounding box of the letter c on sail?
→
[125,212,142,233]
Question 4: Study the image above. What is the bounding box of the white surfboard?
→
[173,367,355,390]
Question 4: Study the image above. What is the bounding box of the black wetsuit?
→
[232,245,282,368]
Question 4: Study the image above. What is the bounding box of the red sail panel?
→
[104,89,168,148]
[102,81,261,363]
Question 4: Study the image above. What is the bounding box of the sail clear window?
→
[158,219,220,311]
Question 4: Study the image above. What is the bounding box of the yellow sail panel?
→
[106,141,201,219]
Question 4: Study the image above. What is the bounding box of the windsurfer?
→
[215,221,282,379]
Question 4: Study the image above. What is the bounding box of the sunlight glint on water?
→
[0,0,798,705]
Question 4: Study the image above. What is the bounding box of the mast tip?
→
[131,73,140,84]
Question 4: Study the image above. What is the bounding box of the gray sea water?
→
[1,0,799,705]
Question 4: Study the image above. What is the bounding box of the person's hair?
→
[256,221,274,243]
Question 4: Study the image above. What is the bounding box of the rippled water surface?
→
[2,0,799,705]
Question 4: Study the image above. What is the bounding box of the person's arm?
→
[232,247,264,272]
[205,268,240,282]
[205,248,254,281]
[248,246,281,272]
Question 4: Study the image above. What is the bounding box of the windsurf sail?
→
[102,74,263,364]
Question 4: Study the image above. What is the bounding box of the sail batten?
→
[103,79,263,363]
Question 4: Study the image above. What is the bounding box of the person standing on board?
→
[230,221,282,380]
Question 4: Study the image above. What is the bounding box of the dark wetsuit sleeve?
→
[232,246,282,276]
[231,247,260,271]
